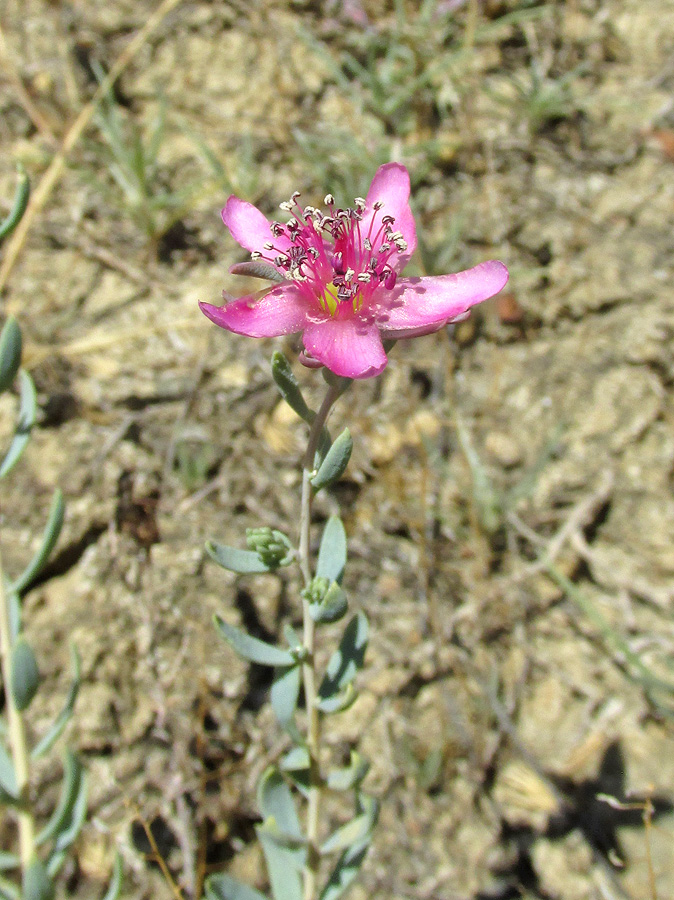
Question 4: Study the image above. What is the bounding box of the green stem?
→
[0,549,35,870]
[298,381,344,900]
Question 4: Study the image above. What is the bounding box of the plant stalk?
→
[0,548,35,870]
[298,381,344,900]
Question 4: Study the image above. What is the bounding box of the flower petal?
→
[222,196,291,256]
[302,316,388,379]
[362,162,417,270]
[376,260,509,339]
[199,285,311,338]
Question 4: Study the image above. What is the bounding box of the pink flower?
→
[199,164,508,379]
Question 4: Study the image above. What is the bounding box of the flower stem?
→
[0,548,35,870]
[298,380,345,900]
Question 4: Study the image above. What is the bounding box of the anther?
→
[251,251,262,259]
[381,214,395,226]
[384,270,397,290]
[354,197,366,209]
[357,272,372,283]
[363,238,372,251]
[324,194,335,206]
[373,200,384,210]
[344,268,355,283]
[263,241,274,250]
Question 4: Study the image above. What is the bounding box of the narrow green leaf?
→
[326,752,369,793]
[205,873,269,900]
[270,665,301,732]
[309,582,347,624]
[0,875,20,900]
[37,750,83,846]
[11,490,65,595]
[318,613,369,701]
[0,742,18,799]
[0,318,22,394]
[320,796,378,855]
[231,262,285,284]
[0,370,37,479]
[52,767,88,853]
[0,166,30,242]
[258,768,302,840]
[311,429,353,492]
[206,540,271,574]
[32,645,81,760]
[22,857,54,900]
[214,617,295,667]
[319,839,370,900]
[315,683,357,715]
[280,747,309,773]
[271,352,314,424]
[0,852,19,872]
[100,852,123,900]
[316,517,347,584]
[257,827,304,900]
[10,637,39,711]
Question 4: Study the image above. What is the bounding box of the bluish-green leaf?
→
[10,637,39,711]
[37,750,83,846]
[0,742,18,799]
[0,369,36,478]
[205,873,269,900]
[309,582,347,624]
[215,617,295,667]
[0,166,30,242]
[271,352,315,425]
[257,827,304,900]
[22,857,54,900]
[258,768,302,840]
[315,683,357,715]
[51,768,88,857]
[311,429,352,492]
[32,645,81,760]
[0,318,22,394]
[11,490,65,595]
[326,752,369,793]
[0,852,19,873]
[206,541,271,574]
[318,613,368,701]
[319,838,371,900]
[100,852,123,900]
[320,795,378,855]
[271,665,301,733]
[316,517,347,584]
[280,747,309,773]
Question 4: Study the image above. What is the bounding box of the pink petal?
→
[302,316,388,379]
[362,163,417,270]
[221,196,291,256]
[376,261,509,339]
[199,284,311,338]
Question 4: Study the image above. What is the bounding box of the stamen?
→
[324,194,335,206]
[279,201,294,211]
[263,241,274,250]
[374,200,384,210]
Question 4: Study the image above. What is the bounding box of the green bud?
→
[245,527,293,569]
[301,576,330,604]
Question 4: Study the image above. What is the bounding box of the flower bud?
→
[246,527,293,568]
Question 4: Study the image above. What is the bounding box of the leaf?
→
[206,540,271,574]
[309,582,347,624]
[22,857,54,900]
[231,261,285,284]
[257,768,302,840]
[0,742,17,799]
[32,645,81,760]
[11,490,65,595]
[37,750,83,846]
[100,852,123,900]
[0,875,20,900]
[326,752,369,793]
[51,767,88,856]
[10,637,39,711]
[311,429,352,491]
[319,839,371,900]
[0,852,19,873]
[315,683,357,715]
[318,613,369,701]
[280,747,309,773]
[0,370,37,479]
[316,517,347,584]
[271,352,314,424]
[270,665,301,732]
[320,795,378,856]
[205,873,269,900]
[0,166,30,242]
[214,617,295,667]
[257,827,304,900]
[0,318,22,394]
